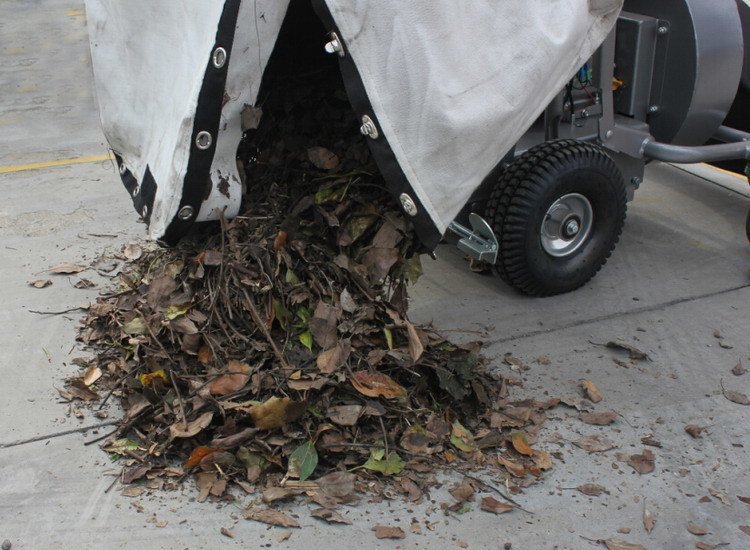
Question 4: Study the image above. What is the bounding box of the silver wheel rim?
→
[540,193,593,257]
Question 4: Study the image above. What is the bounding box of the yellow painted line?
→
[0,153,114,174]
[702,162,746,180]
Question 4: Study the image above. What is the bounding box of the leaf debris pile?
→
[67,80,560,514]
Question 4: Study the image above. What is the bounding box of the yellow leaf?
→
[582,380,603,402]
[140,369,168,386]
[248,396,307,430]
[164,303,191,320]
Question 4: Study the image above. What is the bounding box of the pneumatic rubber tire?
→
[484,139,627,296]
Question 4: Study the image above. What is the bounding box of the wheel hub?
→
[540,193,593,257]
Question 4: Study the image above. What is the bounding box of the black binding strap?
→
[158,0,242,245]
[310,1,443,251]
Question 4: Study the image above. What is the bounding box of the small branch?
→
[29,306,87,315]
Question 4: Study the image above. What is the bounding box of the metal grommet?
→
[141,205,149,218]
[359,115,379,139]
[195,131,212,150]
[212,46,227,68]
[131,183,139,197]
[119,163,127,175]
[177,205,194,220]
[399,193,418,216]
[324,32,344,57]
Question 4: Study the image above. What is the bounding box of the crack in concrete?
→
[487,283,750,346]
[0,420,118,449]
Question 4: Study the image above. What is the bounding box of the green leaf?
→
[314,186,346,204]
[361,447,405,476]
[236,447,272,471]
[285,269,300,285]
[346,215,377,243]
[123,317,148,335]
[299,330,313,351]
[453,503,472,515]
[274,299,291,329]
[287,441,318,481]
[450,420,477,452]
[296,307,312,324]
[383,327,393,350]
[401,255,423,285]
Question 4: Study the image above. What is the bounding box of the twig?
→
[98,365,141,409]
[29,306,87,315]
[379,416,389,457]
[240,287,291,369]
[0,420,119,449]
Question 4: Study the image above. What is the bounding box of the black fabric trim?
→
[158,0,242,246]
[115,153,156,225]
[310,1,442,251]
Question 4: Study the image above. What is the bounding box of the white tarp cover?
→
[85,0,622,248]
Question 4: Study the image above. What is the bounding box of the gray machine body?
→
[451,0,750,260]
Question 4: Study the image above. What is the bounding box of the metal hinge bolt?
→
[399,193,418,216]
[324,33,344,57]
[359,115,379,139]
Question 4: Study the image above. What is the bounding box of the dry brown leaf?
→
[243,508,300,528]
[628,450,655,474]
[498,455,526,477]
[83,366,102,386]
[580,411,618,425]
[687,522,709,535]
[605,341,650,360]
[685,424,704,438]
[262,487,295,503]
[480,496,514,514]
[449,483,474,503]
[307,146,340,170]
[708,488,730,506]
[577,483,608,496]
[220,527,234,538]
[510,432,534,456]
[169,411,213,438]
[371,525,405,539]
[248,396,306,430]
[732,361,747,376]
[362,247,400,281]
[28,279,52,288]
[602,539,647,550]
[316,471,356,498]
[350,370,406,399]
[532,449,553,470]
[405,320,424,363]
[309,301,338,349]
[643,507,654,532]
[123,244,143,260]
[573,435,616,453]
[695,543,717,550]
[276,531,293,543]
[310,508,351,524]
[582,380,603,402]
[740,525,750,535]
[723,389,750,405]
[738,496,750,505]
[49,262,87,274]
[64,379,100,401]
[209,360,251,396]
[316,339,351,375]
[327,404,363,426]
[197,345,213,364]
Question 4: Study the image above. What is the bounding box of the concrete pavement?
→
[2,2,750,549]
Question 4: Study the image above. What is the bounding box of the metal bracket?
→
[447,213,499,264]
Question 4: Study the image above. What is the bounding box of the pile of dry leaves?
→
[64,73,562,527]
